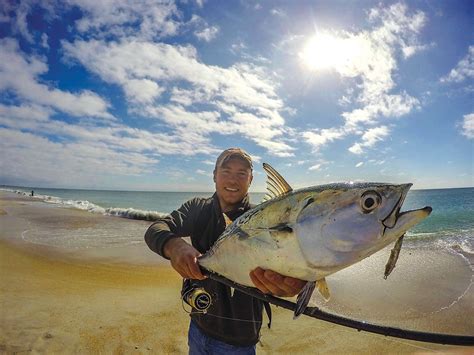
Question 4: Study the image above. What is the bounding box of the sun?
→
[300,33,350,71]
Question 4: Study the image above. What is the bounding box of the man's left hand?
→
[249,267,306,297]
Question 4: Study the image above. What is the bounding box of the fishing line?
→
[180,298,263,324]
[181,295,441,352]
[429,247,474,315]
[190,311,264,324]
[200,267,474,346]
[181,293,263,324]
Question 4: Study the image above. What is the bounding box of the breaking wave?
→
[3,188,167,221]
[405,230,474,256]
[102,207,166,221]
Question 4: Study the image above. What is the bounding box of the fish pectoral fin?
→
[247,223,293,233]
[269,223,293,233]
[316,278,330,301]
[384,234,405,279]
[262,163,293,202]
[294,281,316,319]
[234,227,250,239]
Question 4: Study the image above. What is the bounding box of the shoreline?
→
[0,191,472,353]
[0,190,164,266]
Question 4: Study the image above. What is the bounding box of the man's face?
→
[214,158,253,211]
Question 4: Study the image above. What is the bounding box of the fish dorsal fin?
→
[262,163,293,202]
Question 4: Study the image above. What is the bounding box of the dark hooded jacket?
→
[144,193,263,346]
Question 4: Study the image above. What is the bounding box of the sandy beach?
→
[0,191,472,353]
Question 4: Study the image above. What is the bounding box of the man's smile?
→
[225,187,239,192]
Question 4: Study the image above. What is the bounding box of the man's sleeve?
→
[144,198,200,259]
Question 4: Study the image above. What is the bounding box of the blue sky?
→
[0,0,472,192]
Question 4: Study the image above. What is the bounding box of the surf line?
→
[200,267,474,346]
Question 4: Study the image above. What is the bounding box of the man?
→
[145,148,305,354]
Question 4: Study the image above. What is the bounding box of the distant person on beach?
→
[145,148,305,354]
[31,190,34,197]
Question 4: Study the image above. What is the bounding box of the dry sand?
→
[0,191,472,354]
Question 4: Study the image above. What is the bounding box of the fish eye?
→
[360,191,381,213]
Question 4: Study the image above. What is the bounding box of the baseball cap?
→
[215,148,253,170]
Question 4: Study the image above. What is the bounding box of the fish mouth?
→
[398,206,433,219]
[384,206,432,238]
[382,183,432,235]
[382,183,411,229]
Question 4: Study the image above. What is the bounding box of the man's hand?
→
[249,267,306,297]
[164,238,206,280]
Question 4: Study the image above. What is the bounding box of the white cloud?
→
[342,92,420,127]
[195,25,219,42]
[460,113,474,139]
[308,159,330,172]
[188,15,219,42]
[41,33,49,49]
[63,39,293,156]
[0,97,225,187]
[302,3,424,153]
[0,1,13,23]
[0,128,158,187]
[0,102,218,158]
[196,169,210,176]
[13,1,34,42]
[3,1,58,43]
[349,126,390,155]
[250,154,262,164]
[5,2,289,158]
[0,38,112,119]
[4,1,216,46]
[402,42,434,59]
[348,144,363,155]
[67,0,180,40]
[123,79,165,104]
[270,8,285,17]
[231,41,247,55]
[302,127,347,152]
[342,4,424,125]
[368,3,426,56]
[368,159,386,165]
[145,105,224,134]
[0,103,52,122]
[195,0,205,7]
[440,46,474,83]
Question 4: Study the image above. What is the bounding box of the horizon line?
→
[2,184,473,194]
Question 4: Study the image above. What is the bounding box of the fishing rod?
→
[191,267,474,346]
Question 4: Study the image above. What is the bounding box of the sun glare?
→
[300,33,350,71]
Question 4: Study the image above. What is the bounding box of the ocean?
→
[1,185,473,255]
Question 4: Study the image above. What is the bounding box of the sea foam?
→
[3,188,167,221]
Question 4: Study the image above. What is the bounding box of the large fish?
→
[198,163,432,317]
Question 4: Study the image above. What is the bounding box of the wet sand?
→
[0,191,472,353]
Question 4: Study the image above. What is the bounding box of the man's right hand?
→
[164,238,206,280]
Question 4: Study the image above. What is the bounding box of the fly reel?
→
[182,286,212,313]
